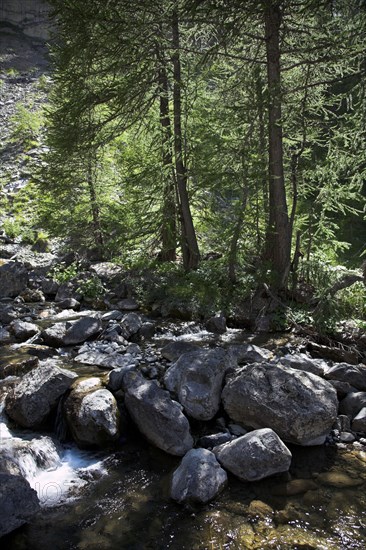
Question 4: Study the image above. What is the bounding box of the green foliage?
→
[10,103,43,148]
[50,262,79,284]
[76,274,105,300]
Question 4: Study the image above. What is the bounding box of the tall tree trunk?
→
[86,156,104,259]
[157,41,177,261]
[171,5,200,270]
[263,1,291,289]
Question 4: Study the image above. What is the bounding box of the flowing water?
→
[1,321,366,549]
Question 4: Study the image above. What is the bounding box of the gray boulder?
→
[227,344,272,364]
[9,320,39,341]
[120,313,142,339]
[161,341,200,362]
[0,261,28,298]
[277,353,326,377]
[171,448,227,504]
[339,392,366,418]
[205,314,227,334]
[63,316,102,345]
[222,363,338,445]
[0,473,40,537]
[41,322,67,347]
[214,428,292,482]
[64,378,119,448]
[197,432,234,450]
[324,363,366,391]
[164,349,231,421]
[351,407,366,432]
[123,371,193,456]
[5,362,77,428]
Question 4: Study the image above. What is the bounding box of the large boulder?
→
[222,363,338,445]
[123,371,193,456]
[5,362,77,428]
[0,473,40,537]
[164,349,232,421]
[120,313,142,339]
[0,261,28,298]
[63,316,102,345]
[64,378,120,448]
[171,448,227,504]
[214,428,292,482]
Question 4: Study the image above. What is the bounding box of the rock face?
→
[63,316,102,345]
[0,261,28,298]
[222,363,338,445]
[164,349,231,421]
[0,0,51,40]
[171,448,227,504]
[0,473,40,537]
[41,322,67,347]
[214,428,292,482]
[123,371,193,456]
[277,353,326,377]
[5,362,77,428]
[227,344,272,364]
[64,378,120,448]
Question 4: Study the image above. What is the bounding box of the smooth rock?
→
[214,428,292,482]
[227,344,272,364]
[222,363,338,445]
[9,320,39,341]
[63,316,102,345]
[64,380,120,448]
[123,371,193,456]
[0,261,28,298]
[171,448,227,504]
[205,314,227,334]
[41,322,67,347]
[164,348,231,421]
[277,353,326,377]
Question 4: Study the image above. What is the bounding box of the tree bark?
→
[156,41,177,261]
[263,1,291,289]
[171,5,200,270]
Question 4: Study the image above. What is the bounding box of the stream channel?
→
[1,312,366,549]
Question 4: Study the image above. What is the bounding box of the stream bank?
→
[0,248,366,548]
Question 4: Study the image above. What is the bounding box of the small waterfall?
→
[0,397,106,507]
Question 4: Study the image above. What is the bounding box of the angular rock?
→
[324,363,366,391]
[164,349,231,421]
[118,298,139,311]
[19,288,45,303]
[214,428,292,482]
[161,341,200,362]
[5,362,77,428]
[55,281,81,302]
[64,378,119,448]
[0,327,11,344]
[0,261,28,298]
[277,353,326,377]
[63,316,102,345]
[171,448,227,504]
[227,344,272,364]
[222,363,338,445]
[56,298,80,310]
[9,320,39,341]
[41,277,59,296]
[0,473,40,537]
[339,392,366,418]
[123,371,193,456]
